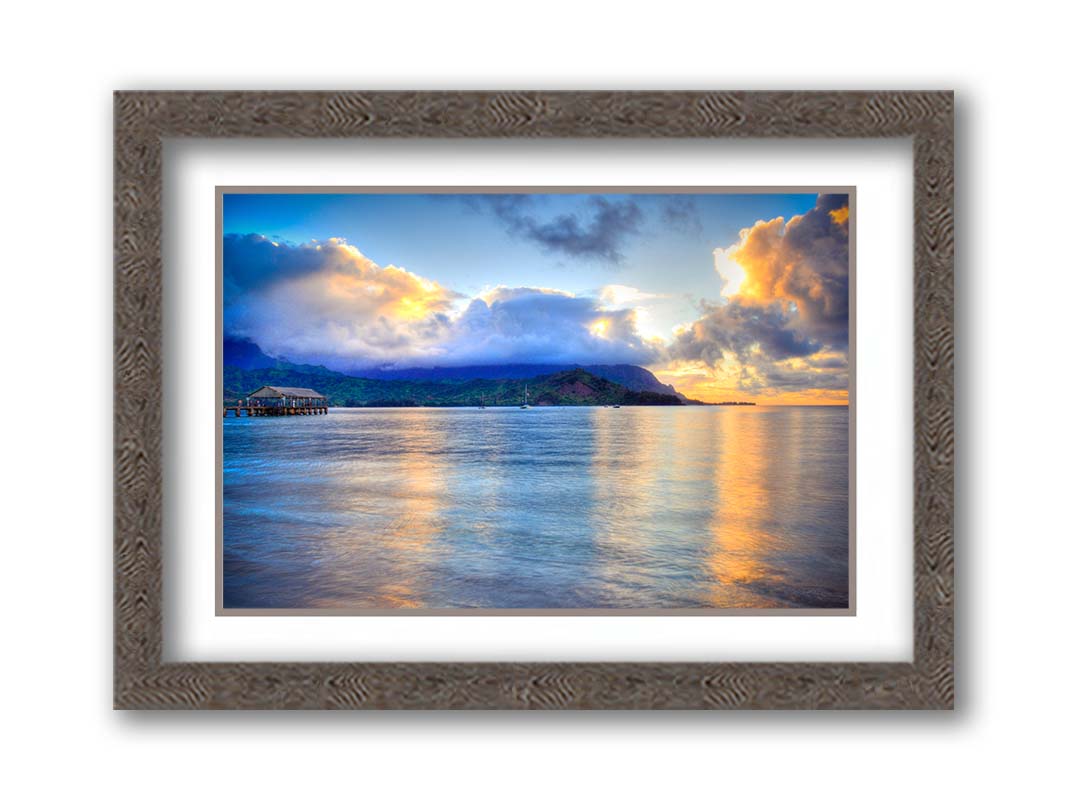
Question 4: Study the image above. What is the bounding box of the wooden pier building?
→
[224,385,328,417]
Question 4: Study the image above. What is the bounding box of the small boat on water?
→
[613,404,620,408]
[520,385,530,409]
[479,394,486,409]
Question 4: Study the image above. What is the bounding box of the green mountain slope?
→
[224,365,683,407]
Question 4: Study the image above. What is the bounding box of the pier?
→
[224,385,329,419]
[224,405,328,418]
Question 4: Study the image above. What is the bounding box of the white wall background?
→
[1,1,1062,797]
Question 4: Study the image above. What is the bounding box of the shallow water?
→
[223,405,849,610]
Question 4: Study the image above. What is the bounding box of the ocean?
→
[222,405,849,610]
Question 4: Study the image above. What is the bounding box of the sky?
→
[222,191,850,404]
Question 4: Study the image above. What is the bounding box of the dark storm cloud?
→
[223,233,319,302]
[475,194,644,263]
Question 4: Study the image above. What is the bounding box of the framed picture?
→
[114,90,953,709]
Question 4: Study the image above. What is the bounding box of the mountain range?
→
[223,336,697,406]
[225,364,686,407]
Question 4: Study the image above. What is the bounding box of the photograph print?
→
[220,188,852,613]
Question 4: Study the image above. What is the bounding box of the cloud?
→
[659,196,704,236]
[671,300,823,365]
[223,234,662,371]
[473,194,643,262]
[446,287,663,367]
[666,194,850,396]
[598,284,662,307]
[716,193,850,347]
[224,235,462,369]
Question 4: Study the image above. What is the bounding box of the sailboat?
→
[520,384,530,409]
[479,394,486,409]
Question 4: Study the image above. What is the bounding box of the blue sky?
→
[222,191,849,402]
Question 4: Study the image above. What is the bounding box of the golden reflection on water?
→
[385,412,446,548]
[377,410,448,607]
[590,406,791,606]
[310,410,449,609]
[703,409,782,607]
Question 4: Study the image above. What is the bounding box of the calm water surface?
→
[223,406,849,609]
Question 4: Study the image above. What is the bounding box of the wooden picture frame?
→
[114,90,953,710]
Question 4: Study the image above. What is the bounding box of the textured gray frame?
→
[114,90,953,710]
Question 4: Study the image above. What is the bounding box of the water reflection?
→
[704,408,779,607]
[354,409,447,608]
[223,406,849,610]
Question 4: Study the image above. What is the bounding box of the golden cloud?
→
[718,196,849,344]
[666,194,851,402]
[289,242,457,322]
[230,239,461,367]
